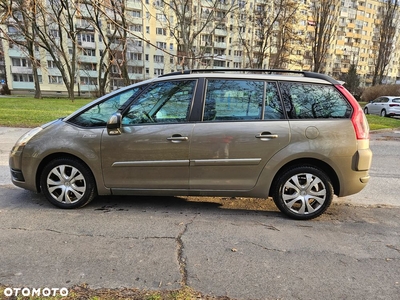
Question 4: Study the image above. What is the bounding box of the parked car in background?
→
[9,69,372,220]
[364,96,400,117]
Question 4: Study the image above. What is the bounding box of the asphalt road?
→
[0,127,399,300]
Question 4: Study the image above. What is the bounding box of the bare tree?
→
[33,0,79,99]
[371,0,400,85]
[157,0,238,69]
[309,0,340,73]
[239,0,276,68]
[0,0,42,98]
[237,0,300,69]
[269,0,301,69]
[81,0,130,95]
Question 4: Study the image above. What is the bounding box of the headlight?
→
[12,127,43,149]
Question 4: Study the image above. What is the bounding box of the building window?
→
[156,28,167,35]
[78,33,95,43]
[127,66,143,74]
[130,24,142,32]
[48,75,63,84]
[154,55,164,63]
[83,48,96,56]
[131,10,141,17]
[13,74,35,82]
[47,60,57,68]
[80,63,97,71]
[128,52,142,60]
[80,77,97,85]
[156,13,167,22]
[12,58,30,67]
[154,68,164,76]
[156,42,167,49]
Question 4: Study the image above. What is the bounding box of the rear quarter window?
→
[279,82,352,119]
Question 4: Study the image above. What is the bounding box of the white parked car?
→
[364,96,400,117]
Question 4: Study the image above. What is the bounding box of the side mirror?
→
[107,112,122,135]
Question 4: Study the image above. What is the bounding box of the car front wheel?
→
[364,107,369,114]
[40,158,96,209]
[272,166,333,220]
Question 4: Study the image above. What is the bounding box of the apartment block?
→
[0,0,399,96]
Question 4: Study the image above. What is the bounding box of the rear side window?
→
[204,80,263,121]
[203,80,284,121]
[280,82,352,119]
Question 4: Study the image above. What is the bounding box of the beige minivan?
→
[9,69,372,219]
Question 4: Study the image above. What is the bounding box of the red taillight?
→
[335,84,370,140]
[389,103,400,107]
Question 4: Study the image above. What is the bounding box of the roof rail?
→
[159,68,340,84]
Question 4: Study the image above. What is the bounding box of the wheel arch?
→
[35,153,98,194]
[269,158,340,197]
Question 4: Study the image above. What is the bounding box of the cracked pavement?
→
[0,127,400,299]
[1,191,399,299]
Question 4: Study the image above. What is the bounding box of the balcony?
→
[78,70,97,77]
[215,28,227,36]
[127,45,143,53]
[78,55,98,63]
[214,42,227,49]
[11,66,32,74]
[127,60,144,67]
[75,24,94,31]
[126,0,142,10]
[78,41,96,49]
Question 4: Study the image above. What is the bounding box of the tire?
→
[40,157,96,209]
[272,166,333,220]
[364,107,369,114]
[380,109,387,117]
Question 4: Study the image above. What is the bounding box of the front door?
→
[101,79,197,190]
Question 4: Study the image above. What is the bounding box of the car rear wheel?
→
[272,166,333,220]
[380,109,387,117]
[40,158,96,209]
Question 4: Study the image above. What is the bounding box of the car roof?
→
[380,96,400,99]
[159,69,340,85]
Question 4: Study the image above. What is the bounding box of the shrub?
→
[361,84,400,102]
[0,84,11,95]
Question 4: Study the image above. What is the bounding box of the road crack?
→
[176,216,196,287]
[5,227,175,240]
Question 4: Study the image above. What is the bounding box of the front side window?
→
[69,86,144,127]
[123,80,196,125]
[279,82,352,119]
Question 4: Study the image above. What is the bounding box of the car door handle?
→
[167,134,189,143]
[256,132,278,139]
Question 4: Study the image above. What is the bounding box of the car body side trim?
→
[112,160,189,167]
[191,158,261,166]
